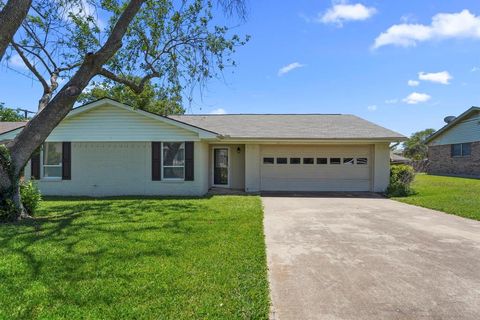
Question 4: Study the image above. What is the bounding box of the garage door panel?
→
[260,145,372,192]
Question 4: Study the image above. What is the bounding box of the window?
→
[43,142,62,178]
[290,157,301,164]
[263,157,274,164]
[317,158,328,164]
[303,158,314,164]
[343,158,354,165]
[330,157,341,164]
[163,142,185,179]
[356,158,368,165]
[276,157,288,164]
[451,143,471,157]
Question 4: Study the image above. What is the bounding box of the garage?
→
[260,144,373,192]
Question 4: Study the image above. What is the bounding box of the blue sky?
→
[2,1,480,137]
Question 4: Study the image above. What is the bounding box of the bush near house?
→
[19,181,41,215]
[387,164,415,197]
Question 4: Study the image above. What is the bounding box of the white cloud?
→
[471,66,480,72]
[209,108,227,114]
[319,2,377,26]
[403,92,431,104]
[418,71,452,84]
[408,80,419,86]
[61,0,104,28]
[367,105,377,111]
[278,62,305,76]
[385,98,398,104]
[373,10,480,49]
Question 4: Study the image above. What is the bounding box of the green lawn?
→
[0,196,270,319]
[393,174,480,221]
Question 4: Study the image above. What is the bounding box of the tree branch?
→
[11,42,49,91]
[7,0,146,176]
[98,68,159,94]
[0,0,32,60]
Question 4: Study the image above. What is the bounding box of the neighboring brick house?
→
[426,107,480,178]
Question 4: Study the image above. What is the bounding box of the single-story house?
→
[426,107,480,178]
[0,121,27,144]
[390,152,411,165]
[0,98,405,196]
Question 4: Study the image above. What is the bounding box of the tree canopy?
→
[78,79,185,115]
[0,103,25,122]
[402,128,436,160]
[0,0,248,220]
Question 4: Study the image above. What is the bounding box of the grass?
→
[393,174,480,221]
[0,196,270,319]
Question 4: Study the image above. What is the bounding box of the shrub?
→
[20,180,42,215]
[387,164,415,197]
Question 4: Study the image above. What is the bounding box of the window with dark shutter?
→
[30,150,41,180]
[184,141,194,181]
[62,142,71,180]
[152,142,162,180]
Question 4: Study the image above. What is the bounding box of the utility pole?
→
[16,108,35,120]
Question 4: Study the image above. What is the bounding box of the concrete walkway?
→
[262,195,480,320]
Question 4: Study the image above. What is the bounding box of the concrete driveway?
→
[262,194,480,320]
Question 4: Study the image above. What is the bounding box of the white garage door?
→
[260,145,372,192]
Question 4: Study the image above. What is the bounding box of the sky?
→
[2,1,480,137]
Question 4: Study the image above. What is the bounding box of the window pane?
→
[451,144,462,157]
[330,158,341,164]
[462,143,471,156]
[263,157,274,164]
[290,157,301,164]
[44,142,62,165]
[317,158,328,164]
[44,166,62,178]
[163,167,184,179]
[163,142,185,166]
[276,157,288,164]
[343,158,354,165]
[356,158,368,165]
[303,158,314,164]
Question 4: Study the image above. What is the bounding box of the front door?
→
[213,148,229,186]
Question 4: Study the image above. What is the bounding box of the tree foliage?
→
[402,128,436,160]
[78,79,184,115]
[0,102,25,121]
[0,0,248,220]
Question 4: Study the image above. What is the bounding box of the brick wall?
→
[428,141,480,177]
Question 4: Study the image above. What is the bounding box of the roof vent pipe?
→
[444,116,456,124]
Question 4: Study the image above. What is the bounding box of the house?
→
[0,121,27,144]
[0,98,405,196]
[426,107,480,178]
[390,152,411,165]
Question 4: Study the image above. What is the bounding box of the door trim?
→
[212,146,230,188]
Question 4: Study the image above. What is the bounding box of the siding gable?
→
[46,104,199,142]
[430,111,480,146]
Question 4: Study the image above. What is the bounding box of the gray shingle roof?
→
[169,114,406,140]
[0,121,26,134]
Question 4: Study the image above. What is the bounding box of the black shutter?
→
[152,142,162,181]
[185,141,194,181]
[62,142,71,180]
[30,150,40,180]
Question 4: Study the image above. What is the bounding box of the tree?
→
[0,103,25,121]
[402,128,436,160]
[78,78,185,115]
[0,0,247,221]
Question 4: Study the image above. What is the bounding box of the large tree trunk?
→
[0,0,32,61]
[0,0,145,221]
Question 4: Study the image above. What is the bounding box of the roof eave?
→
[425,106,480,144]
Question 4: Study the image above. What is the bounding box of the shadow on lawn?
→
[0,198,218,293]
